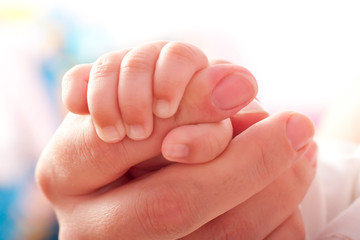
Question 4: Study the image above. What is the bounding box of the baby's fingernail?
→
[97,124,124,143]
[286,113,315,151]
[127,124,148,140]
[154,99,172,118]
[212,72,257,110]
[163,143,189,160]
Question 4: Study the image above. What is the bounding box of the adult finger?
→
[36,63,258,198]
[87,49,131,142]
[153,41,208,118]
[265,209,306,240]
[183,142,317,240]
[123,112,314,239]
[62,64,92,114]
[57,112,315,239]
[161,119,233,163]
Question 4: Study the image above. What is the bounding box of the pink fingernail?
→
[163,143,189,160]
[97,123,124,143]
[154,99,172,118]
[127,124,147,140]
[212,72,257,110]
[286,114,315,151]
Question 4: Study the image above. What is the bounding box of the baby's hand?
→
[62,41,211,142]
[61,41,262,165]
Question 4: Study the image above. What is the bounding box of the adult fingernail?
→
[163,143,189,160]
[305,141,318,167]
[212,72,257,110]
[286,113,315,151]
[154,99,172,118]
[97,123,124,143]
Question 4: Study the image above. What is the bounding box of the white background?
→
[2,0,360,118]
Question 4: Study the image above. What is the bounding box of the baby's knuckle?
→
[121,52,154,74]
[91,54,118,80]
[165,42,201,63]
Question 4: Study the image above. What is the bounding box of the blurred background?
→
[1,0,359,239]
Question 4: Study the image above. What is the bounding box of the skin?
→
[37,41,317,239]
[62,41,256,143]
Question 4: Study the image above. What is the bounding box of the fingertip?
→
[62,64,92,114]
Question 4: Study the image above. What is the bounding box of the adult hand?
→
[36,63,316,239]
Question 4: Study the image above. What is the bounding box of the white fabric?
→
[302,139,360,240]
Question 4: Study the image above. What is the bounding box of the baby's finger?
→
[62,64,92,114]
[161,119,233,163]
[118,41,168,140]
[265,209,305,240]
[153,42,208,118]
[87,49,131,143]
